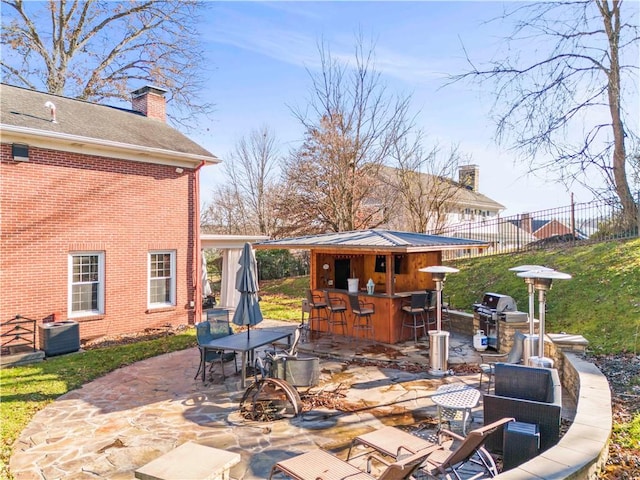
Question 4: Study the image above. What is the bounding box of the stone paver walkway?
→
[10,321,484,479]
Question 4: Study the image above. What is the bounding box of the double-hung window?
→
[69,252,105,316]
[149,251,176,307]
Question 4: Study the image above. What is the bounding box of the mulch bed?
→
[588,354,640,479]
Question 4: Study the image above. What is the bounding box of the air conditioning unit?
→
[39,321,80,356]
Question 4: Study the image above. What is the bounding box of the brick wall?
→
[0,144,196,347]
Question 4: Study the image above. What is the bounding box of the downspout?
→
[193,160,206,324]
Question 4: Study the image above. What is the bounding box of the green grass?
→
[613,414,640,450]
[1,239,639,478]
[259,276,310,321]
[444,238,640,355]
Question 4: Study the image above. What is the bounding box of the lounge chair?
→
[483,363,561,453]
[268,445,441,480]
[347,417,515,479]
[478,330,532,392]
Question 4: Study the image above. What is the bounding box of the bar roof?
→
[254,229,488,253]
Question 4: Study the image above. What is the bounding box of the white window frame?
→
[148,250,176,308]
[68,252,105,317]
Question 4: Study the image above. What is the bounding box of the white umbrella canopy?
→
[232,243,263,338]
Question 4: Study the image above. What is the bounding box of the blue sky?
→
[191,1,601,216]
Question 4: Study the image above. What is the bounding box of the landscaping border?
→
[495,336,612,479]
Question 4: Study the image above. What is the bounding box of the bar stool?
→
[323,290,347,335]
[425,289,437,330]
[305,289,328,334]
[348,294,374,342]
[401,292,428,342]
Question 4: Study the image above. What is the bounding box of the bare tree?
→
[383,133,464,233]
[283,36,413,233]
[452,0,639,227]
[201,183,249,235]
[1,0,211,128]
[228,126,282,236]
[204,126,282,236]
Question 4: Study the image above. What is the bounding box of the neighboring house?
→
[380,164,505,233]
[445,220,537,255]
[510,215,587,241]
[1,83,219,350]
[446,165,505,225]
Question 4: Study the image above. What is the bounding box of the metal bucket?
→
[428,330,450,376]
[273,356,320,387]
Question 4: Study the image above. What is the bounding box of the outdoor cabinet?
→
[39,320,80,356]
[503,421,540,470]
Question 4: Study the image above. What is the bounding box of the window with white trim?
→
[148,251,176,307]
[68,252,105,316]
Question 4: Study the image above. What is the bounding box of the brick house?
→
[0,83,219,349]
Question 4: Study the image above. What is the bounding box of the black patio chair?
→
[194,320,237,381]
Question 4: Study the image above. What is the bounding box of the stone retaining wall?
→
[493,337,611,479]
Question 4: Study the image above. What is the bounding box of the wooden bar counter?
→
[316,289,424,344]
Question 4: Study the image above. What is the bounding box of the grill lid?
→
[480,292,517,312]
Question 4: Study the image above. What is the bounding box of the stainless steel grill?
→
[473,293,517,318]
[473,293,518,350]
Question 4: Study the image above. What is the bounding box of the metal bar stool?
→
[348,294,374,342]
[425,289,438,330]
[401,292,428,342]
[323,290,347,335]
[305,289,328,334]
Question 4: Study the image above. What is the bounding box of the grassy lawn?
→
[1,238,638,478]
[444,238,640,354]
[259,276,309,321]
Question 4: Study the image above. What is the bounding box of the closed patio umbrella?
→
[202,250,212,298]
[232,243,263,338]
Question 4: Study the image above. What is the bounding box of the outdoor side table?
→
[432,383,481,435]
[503,421,540,471]
[134,441,240,480]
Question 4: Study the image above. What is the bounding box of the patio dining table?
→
[200,328,293,388]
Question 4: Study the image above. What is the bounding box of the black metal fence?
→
[430,196,640,259]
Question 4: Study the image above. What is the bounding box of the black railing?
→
[429,196,640,259]
[1,314,37,355]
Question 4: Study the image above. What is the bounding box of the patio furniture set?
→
[269,417,515,480]
[193,300,563,478]
[264,359,561,479]
[195,311,294,388]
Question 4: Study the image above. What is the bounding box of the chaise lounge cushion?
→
[483,363,562,452]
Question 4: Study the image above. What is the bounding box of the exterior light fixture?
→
[12,144,29,162]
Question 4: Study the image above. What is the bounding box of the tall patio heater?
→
[419,265,459,377]
[509,265,553,365]
[517,269,571,368]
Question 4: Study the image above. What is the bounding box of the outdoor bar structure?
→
[254,230,487,344]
